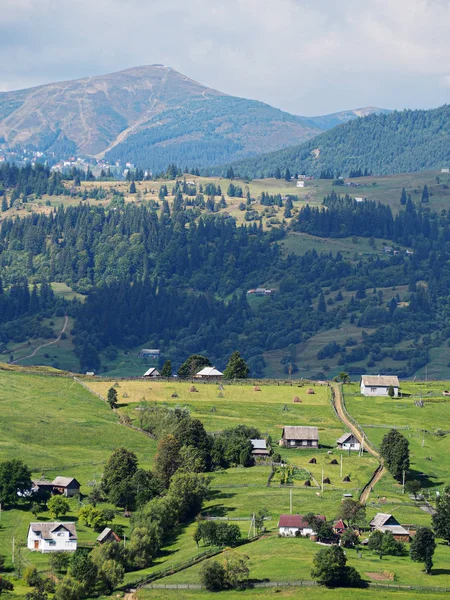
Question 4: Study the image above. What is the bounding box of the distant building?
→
[360,375,399,397]
[138,349,160,359]
[297,180,305,188]
[28,522,77,553]
[441,168,449,173]
[97,527,121,544]
[280,426,319,449]
[336,432,361,452]
[354,197,365,202]
[247,288,274,296]
[51,477,81,498]
[143,367,160,378]
[250,439,270,458]
[278,514,326,536]
[194,367,223,381]
[370,513,410,542]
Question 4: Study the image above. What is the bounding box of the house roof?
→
[97,527,120,543]
[250,439,267,450]
[143,367,160,376]
[52,477,80,488]
[361,375,399,387]
[29,522,77,540]
[334,519,347,530]
[278,514,326,528]
[370,513,409,535]
[32,479,53,487]
[336,432,358,445]
[282,426,319,441]
[370,513,396,528]
[196,367,223,377]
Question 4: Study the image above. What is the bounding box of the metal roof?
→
[250,439,267,450]
[282,426,319,440]
[29,522,77,540]
[336,432,359,445]
[52,477,79,488]
[195,367,223,377]
[361,375,399,387]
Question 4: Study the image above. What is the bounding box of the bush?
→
[199,561,226,591]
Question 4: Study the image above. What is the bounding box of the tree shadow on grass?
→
[431,568,450,576]
[407,468,443,489]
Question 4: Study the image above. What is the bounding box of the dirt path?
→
[333,384,386,503]
[11,315,69,364]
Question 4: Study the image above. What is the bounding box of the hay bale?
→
[330,459,338,465]
[307,388,315,394]
[343,475,351,482]
[304,479,311,487]
[323,477,331,484]
[189,386,198,392]
[171,392,179,398]
[254,386,261,391]
[309,457,317,464]
[292,396,302,403]
[217,391,224,398]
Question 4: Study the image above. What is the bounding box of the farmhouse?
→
[97,527,121,544]
[336,432,361,451]
[250,439,270,458]
[194,367,223,381]
[296,180,305,188]
[360,375,399,397]
[280,426,319,448]
[143,367,160,378]
[333,519,347,535]
[52,477,81,497]
[27,522,77,553]
[278,514,326,536]
[31,479,54,499]
[370,513,410,542]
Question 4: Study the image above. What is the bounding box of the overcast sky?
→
[0,0,449,115]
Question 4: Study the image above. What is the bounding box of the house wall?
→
[284,439,318,448]
[279,526,298,536]
[360,383,398,397]
[340,442,361,451]
[27,531,77,553]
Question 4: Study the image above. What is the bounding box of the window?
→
[370,387,377,392]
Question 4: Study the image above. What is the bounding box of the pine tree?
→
[129,181,137,194]
[317,292,326,313]
[161,360,172,378]
[285,168,291,182]
[400,187,407,205]
[1,196,7,212]
[223,351,249,379]
[421,185,429,203]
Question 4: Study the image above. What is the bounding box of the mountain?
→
[308,107,391,130]
[0,65,324,169]
[227,105,450,178]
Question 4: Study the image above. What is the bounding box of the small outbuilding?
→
[194,367,223,381]
[278,514,325,536]
[370,513,410,542]
[280,426,319,449]
[97,527,121,544]
[27,522,77,553]
[250,439,270,458]
[333,519,347,535]
[336,432,361,452]
[143,367,160,378]
[51,477,81,498]
[360,375,399,397]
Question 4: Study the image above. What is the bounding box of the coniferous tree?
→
[223,351,249,379]
[160,360,172,378]
[379,429,410,481]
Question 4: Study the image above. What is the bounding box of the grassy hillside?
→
[227,105,450,178]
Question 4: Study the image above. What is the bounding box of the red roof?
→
[334,519,347,531]
[278,514,326,528]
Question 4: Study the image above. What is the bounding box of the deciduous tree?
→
[410,527,436,574]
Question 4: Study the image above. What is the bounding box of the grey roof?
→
[32,479,53,487]
[361,375,399,387]
[29,522,77,540]
[251,439,267,450]
[96,527,119,542]
[336,432,359,445]
[282,426,319,440]
[143,367,160,376]
[369,513,408,535]
[52,477,79,488]
[195,366,223,377]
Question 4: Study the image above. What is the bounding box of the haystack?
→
[309,457,317,464]
[292,396,302,403]
[304,479,311,487]
[323,477,331,484]
[254,386,261,391]
[307,388,315,394]
[218,391,224,398]
[189,386,198,392]
[171,392,179,398]
[330,459,338,465]
[343,475,351,482]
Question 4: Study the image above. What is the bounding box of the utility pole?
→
[340,454,343,478]
[321,469,324,493]
[12,537,14,564]
[402,470,406,494]
[290,488,292,514]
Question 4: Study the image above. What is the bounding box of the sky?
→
[0,0,449,115]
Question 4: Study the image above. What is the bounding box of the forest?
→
[224,104,450,178]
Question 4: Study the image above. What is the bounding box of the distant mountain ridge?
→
[308,107,391,130]
[226,105,450,178]
[0,65,387,170]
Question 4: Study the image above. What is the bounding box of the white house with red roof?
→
[278,514,326,536]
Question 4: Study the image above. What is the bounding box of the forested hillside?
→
[1,163,450,379]
[227,105,450,178]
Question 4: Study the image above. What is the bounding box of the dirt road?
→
[333,384,386,503]
[11,315,69,364]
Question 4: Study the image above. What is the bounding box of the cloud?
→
[0,0,449,114]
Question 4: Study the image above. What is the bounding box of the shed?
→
[51,477,81,498]
[280,426,319,449]
[143,367,160,378]
[250,439,270,457]
[336,432,361,452]
[194,367,223,381]
[360,375,399,397]
[97,527,121,544]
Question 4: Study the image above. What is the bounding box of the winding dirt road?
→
[11,315,69,364]
[333,384,386,503]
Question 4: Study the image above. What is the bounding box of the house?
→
[247,288,274,296]
[27,522,77,553]
[354,197,364,202]
[360,375,399,397]
[280,426,319,449]
[370,513,410,542]
[296,180,305,188]
[97,527,121,544]
[278,514,326,536]
[51,477,81,497]
[138,348,160,359]
[250,439,270,458]
[194,367,223,381]
[441,168,449,173]
[31,479,54,499]
[143,367,160,378]
[336,432,361,452]
[333,519,347,535]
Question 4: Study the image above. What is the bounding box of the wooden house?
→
[336,432,361,451]
[250,439,270,458]
[51,477,81,498]
[370,513,410,542]
[280,426,319,449]
[97,527,121,544]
